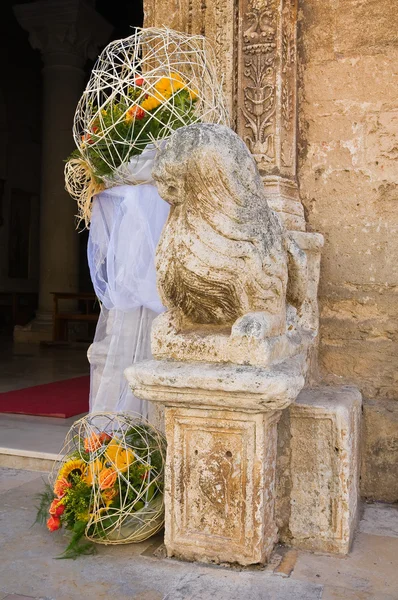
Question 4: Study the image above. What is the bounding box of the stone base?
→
[13,323,52,344]
[361,398,398,503]
[276,386,362,555]
[126,356,306,565]
[164,407,280,565]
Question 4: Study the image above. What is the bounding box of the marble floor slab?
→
[0,413,83,459]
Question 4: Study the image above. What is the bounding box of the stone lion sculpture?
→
[152,123,307,341]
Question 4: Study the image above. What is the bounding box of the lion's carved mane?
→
[153,124,307,332]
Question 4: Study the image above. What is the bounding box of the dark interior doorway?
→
[0,0,144,335]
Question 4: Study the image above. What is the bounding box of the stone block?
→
[164,407,280,565]
[277,386,362,555]
[361,398,398,503]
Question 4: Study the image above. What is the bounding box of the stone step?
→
[0,413,79,472]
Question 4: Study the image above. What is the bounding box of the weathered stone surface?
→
[276,386,362,555]
[297,0,398,402]
[361,398,398,503]
[126,358,306,565]
[163,406,280,565]
[144,0,307,234]
[125,356,306,413]
[151,124,320,371]
[153,124,307,330]
[144,0,397,504]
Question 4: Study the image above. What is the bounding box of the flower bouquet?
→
[36,413,166,558]
[72,72,199,184]
[64,26,229,227]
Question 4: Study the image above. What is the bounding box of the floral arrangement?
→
[36,413,166,558]
[71,72,198,182]
[64,27,229,228]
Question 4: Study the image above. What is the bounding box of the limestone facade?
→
[143,0,398,502]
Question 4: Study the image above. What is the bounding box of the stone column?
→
[14,0,112,341]
[144,0,305,231]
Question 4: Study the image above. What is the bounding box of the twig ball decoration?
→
[66,26,230,227]
[50,412,166,545]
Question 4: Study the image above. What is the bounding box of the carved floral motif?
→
[280,0,297,171]
[239,0,277,167]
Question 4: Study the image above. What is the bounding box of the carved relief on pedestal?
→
[162,407,280,564]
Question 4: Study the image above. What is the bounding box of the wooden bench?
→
[52,292,99,342]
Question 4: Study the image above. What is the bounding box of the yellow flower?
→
[169,72,186,92]
[140,95,162,112]
[101,109,107,116]
[58,459,86,481]
[84,458,103,486]
[155,77,172,94]
[189,87,199,101]
[105,439,134,473]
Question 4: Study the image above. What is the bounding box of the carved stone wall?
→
[144,0,305,230]
[143,0,236,122]
[144,0,398,503]
[297,0,398,501]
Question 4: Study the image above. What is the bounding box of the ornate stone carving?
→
[143,0,305,229]
[153,123,307,344]
[151,123,312,367]
[238,0,277,169]
[237,0,298,180]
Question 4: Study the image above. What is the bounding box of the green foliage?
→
[62,474,92,530]
[72,87,197,181]
[34,482,55,526]
[56,521,96,560]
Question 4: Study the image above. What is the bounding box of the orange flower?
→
[81,133,93,145]
[49,499,65,517]
[135,76,144,86]
[102,487,117,506]
[53,477,72,499]
[84,432,102,453]
[47,515,61,532]
[99,432,112,443]
[125,105,145,123]
[98,467,117,491]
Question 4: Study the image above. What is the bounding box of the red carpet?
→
[0,376,90,418]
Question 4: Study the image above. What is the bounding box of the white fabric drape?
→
[87,153,169,416]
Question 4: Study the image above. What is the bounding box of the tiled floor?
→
[0,467,397,600]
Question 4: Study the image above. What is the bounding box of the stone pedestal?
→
[276,386,362,555]
[126,357,306,565]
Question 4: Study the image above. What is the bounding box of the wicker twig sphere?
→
[65,26,229,227]
[50,412,166,545]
